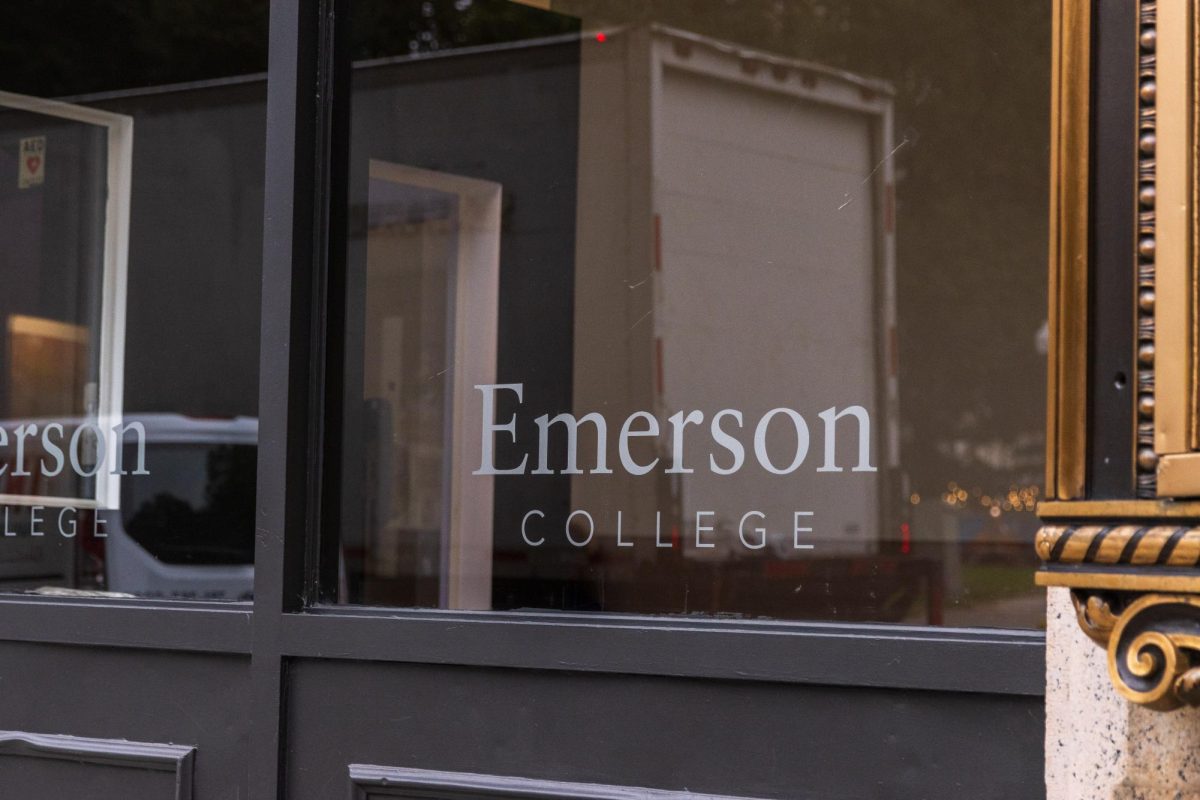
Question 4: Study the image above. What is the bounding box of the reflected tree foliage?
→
[0,0,269,96]
[125,445,257,565]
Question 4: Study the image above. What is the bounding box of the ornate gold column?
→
[1038,0,1200,713]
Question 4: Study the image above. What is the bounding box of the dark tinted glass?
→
[326,0,1049,629]
[0,1,267,600]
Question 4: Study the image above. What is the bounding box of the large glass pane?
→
[0,2,267,600]
[328,0,1049,628]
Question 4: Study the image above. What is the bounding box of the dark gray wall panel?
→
[287,660,1044,800]
[0,731,194,799]
[0,642,249,799]
[0,757,176,799]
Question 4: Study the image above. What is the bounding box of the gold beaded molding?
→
[1136,0,1158,497]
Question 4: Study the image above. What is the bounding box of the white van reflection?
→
[0,414,256,599]
[107,414,256,600]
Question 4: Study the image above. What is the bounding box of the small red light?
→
[596,32,607,43]
[900,522,911,555]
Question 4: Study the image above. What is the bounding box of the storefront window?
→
[0,2,267,600]
[326,0,1049,628]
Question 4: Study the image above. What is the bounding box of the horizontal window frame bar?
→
[0,593,1044,694]
[0,596,252,654]
[280,606,1045,696]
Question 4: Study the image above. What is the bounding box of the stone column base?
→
[1046,586,1200,799]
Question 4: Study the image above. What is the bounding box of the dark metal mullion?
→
[0,599,252,653]
[313,0,353,605]
[1087,0,1138,497]
[250,0,326,797]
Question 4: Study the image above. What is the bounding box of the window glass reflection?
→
[0,2,266,600]
[330,0,1049,628]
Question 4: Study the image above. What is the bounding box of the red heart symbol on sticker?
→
[25,156,41,174]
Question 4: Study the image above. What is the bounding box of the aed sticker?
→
[18,136,45,189]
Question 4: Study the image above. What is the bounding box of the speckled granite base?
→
[1046,587,1200,799]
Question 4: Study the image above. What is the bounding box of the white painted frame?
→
[0,91,132,510]
[367,159,502,610]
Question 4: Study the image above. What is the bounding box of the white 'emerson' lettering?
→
[472,383,875,476]
[0,419,149,479]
